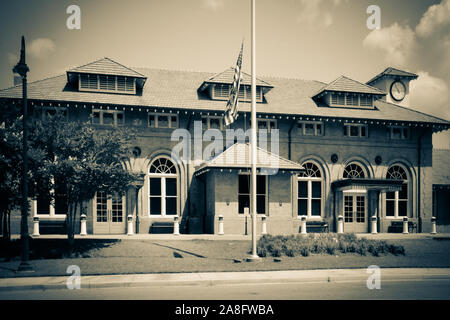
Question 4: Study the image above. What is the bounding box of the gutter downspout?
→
[185,113,193,233]
[417,129,425,233]
[288,120,296,160]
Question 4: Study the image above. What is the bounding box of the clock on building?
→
[390,80,406,102]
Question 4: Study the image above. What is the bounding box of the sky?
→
[0,0,449,147]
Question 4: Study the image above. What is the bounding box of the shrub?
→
[255,233,405,258]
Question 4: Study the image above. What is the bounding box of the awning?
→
[194,142,304,176]
[332,178,404,192]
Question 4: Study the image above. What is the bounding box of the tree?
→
[31,113,139,248]
[0,100,139,249]
[0,101,46,243]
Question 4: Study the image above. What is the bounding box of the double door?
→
[343,193,367,233]
[94,192,126,234]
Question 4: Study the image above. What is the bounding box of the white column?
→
[371,216,377,234]
[402,217,409,234]
[218,215,224,235]
[32,217,40,237]
[80,214,87,236]
[300,215,307,234]
[431,216,437,234]
[173,216,180,235]
[337,215,344,234]
[127,214,134,236]
[261,215,267,235]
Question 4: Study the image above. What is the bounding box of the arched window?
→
[149,157,178,216]
[386,165,408,218]
[343,163,365,178]
[298,162,323,217]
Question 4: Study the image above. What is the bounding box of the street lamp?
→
[13,36,33,272]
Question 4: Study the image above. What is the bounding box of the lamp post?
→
[13,36,33,272]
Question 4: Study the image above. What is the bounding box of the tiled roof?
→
[195,143,304,173]
[204,67,273,87]
[433,149,450,185]
[67,57,147,78]
[312,75,386,98]
[0,67,449,126]
[367,67,418,85]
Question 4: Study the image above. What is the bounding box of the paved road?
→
[1,278,449,300]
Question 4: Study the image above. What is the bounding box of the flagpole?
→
[249,0,259,260]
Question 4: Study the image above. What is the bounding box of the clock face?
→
[390,80,406,102]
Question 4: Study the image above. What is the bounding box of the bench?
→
[39,220,67,235]
[388,221,417,233]
[149,221,174,234]
[305,221,329,233]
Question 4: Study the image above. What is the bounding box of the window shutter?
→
[99,75,108,90]
[107,76,116,91]
[80,74,89,89]
[117,76,126,91]
[125,77,134,92]
[88,74,98,89]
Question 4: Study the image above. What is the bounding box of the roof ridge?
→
[340,75,386,94]
[68,57,146,78]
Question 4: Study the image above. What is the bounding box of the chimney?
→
[14,75,22,86]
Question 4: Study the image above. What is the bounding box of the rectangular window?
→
[148,113,179,128]
[202,116,223,130]
[238,174,266,214]
[257,119,277,133]
[298,179,322,217]
[344,124,368,138]
[91,110,125,126]
[298,121,324,136]
[388,126,410,140]
[149,178,162,215]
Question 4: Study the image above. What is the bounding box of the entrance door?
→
[343,194,367,233]
[94,192,126,234]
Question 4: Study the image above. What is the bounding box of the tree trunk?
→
[67,202,77,252]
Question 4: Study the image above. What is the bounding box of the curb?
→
[1,268,450,292]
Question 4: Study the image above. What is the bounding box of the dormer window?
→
[312,75,385,109]
[330,93,373,108]
[79,74,136,94]
[212,84,262,102]
[67,58,146,95]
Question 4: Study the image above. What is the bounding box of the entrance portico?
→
[332,179,404,233]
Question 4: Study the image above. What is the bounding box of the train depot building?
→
[1,58,449,235]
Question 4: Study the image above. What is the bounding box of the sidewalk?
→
[10,233,450,241]
[1,268,450,292]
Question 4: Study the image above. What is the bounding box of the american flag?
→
[224,42,243,126]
